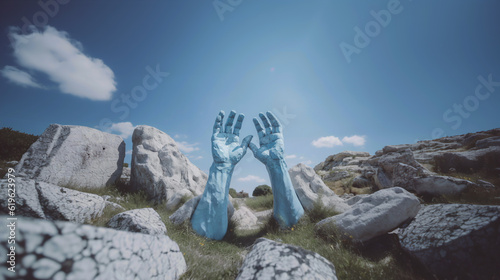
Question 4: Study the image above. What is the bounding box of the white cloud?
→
[301,160,313,165]
[109,122,135,139]
[174,134,187,139]
[177,141,200,153]
[312,136,343,148]
[342,135,366,146]
[237,175,266,183]
[1,65,43,88]
[7,26,116,100]
[126,150,133,155]
[285,154,297,159]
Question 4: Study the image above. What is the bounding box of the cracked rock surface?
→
[398,204,500,279]
[316,187,420,242]
[0,216,186,280]
[236,238,337,280]
[130,125,207,210]
[12,124,125,188]
[108,208,166,235]
[0,178,108,223]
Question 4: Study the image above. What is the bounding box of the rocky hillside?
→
[0,125,499,279]
[315,128,500,203]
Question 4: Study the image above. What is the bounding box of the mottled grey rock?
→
[0,178,123,223]
[130,125,207,210]
[169,195,234,226]
[0,178,45,218]
[344,194,368,206]
[0,216,186,280]
[36,181,107,223]
[398,204,500,279]
[314,151,370,171]
[368,149,477,195]
[433,146,500,174]
[289,163,349,213]
[236,238,337,280]
[108,208,166,235]
[316,187,420,242]
[475,136,500,149]
[231,206,260,231]
[13,124,125,188]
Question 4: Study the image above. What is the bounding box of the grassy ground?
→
[244,195,274,211]
[74,185,430,280]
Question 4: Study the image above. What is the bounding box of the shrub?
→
[0,127,38,161]
[123,163,129,168]
[252,184,272,197]
[229,188,237,198]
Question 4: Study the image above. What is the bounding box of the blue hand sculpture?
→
[248,112,304,228]
[191,110,253,240]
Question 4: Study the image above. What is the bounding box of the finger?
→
[266,111,282,133]
[248,142,259,156]
[233,114,245,136]
[259,112,272,135]
[224,110,236,133]
[253,118,265,139]
[240,135,253,155]
[213,110,225,134]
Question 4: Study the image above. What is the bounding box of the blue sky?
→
[1,1,499,195]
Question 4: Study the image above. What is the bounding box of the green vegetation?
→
[245,194,274,211]
[0,127,39,177]
[229,188,237,198]
[0,127,38,161]
[73,184,429,280]
[123,162,129,168]
[252,184,272,197]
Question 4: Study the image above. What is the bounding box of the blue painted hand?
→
[212,110,253,167]
[191,110,252,240]
[249,111,304,228]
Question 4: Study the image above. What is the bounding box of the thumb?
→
[248,142,259,156]
[240,135,253,153]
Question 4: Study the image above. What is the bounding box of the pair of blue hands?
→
[191,110,305,240]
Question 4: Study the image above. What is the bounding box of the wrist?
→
[212,161,235,173]
[265,158,288,175]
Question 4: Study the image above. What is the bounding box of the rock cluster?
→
[314,128,500,196]
[236,238,337,280]
[130,125,208,210]
[289,163,349,213]
[0,216,186,280]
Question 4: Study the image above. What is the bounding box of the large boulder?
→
[0,178,117,224]
[130,125,207,210]
[0,216,186,280]
[289,163,350,213]
[236,238,337,280]
[398,204,500,279]
[107,208,166,235]
[12,124,125,188]
[169,195,234,226]
[315,187,420,242]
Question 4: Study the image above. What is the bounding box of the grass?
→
[74,184,430,280]
[244,195,274,211]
